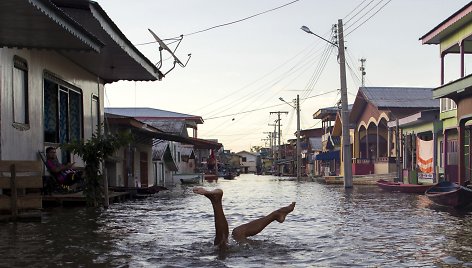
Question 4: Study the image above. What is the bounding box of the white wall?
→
[0,48,104,161]
[239,152,257,173]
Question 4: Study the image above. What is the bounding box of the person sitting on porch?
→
[45,147,82,186]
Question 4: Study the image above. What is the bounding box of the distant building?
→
[237,151,258,173]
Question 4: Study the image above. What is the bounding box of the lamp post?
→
[301,20,353,188]
[279,95,301,179]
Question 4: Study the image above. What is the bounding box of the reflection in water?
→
[2,174,472,267]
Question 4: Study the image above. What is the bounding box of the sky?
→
[96,0,471,152]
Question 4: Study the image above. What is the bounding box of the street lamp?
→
[279,95,301,180]
[301,21,353,188]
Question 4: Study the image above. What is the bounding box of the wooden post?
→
[103,161,109,208]
[10,164,17,219]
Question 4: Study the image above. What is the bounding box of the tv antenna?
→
[148,29,191,77]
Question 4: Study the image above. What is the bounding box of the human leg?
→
[193,187,229,248]
[231,202,296,241]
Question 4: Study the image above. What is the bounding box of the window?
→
[242,157,247,162]
[12,56,28,125]
[440,98,457,112]
[43,74,83,145]
[91,95,100,135]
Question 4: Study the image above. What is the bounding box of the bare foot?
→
[274,202,296,223]
[193,187,223,203]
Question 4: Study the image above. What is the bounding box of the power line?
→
[184,0,301,37]
[135,0,301,46]
[346,0,392,36]
[204,90,337,121]
[343,0,372,22]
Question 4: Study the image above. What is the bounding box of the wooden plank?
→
[0,176,42,189]
[17,195,42,210]
[11,165,17,218]
[0,161,42,173]
[0,196,9,210]
[0,195,42,211]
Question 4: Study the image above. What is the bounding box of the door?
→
[140,152,148,187]
[123,147,134,187]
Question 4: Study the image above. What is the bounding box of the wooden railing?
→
[0,161,43,220]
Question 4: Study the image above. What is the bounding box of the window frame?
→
[43,72,84,145]
[12,56,29,129]
[91,94,101,136]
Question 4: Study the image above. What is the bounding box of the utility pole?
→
[261,137,270,147]
[270,111,288,175]
[296,95,301,180]
[360,58,366,87]
[268,123,277,159]
[338,19,353,188]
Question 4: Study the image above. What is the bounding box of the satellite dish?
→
[148,29,191,77]
[148,28,183,66]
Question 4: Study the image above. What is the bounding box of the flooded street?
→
[2,174,472,267]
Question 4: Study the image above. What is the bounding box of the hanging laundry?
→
[416,137,434,173]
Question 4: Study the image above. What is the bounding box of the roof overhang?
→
[54,0,162,82]
[313,107,338,120]
[387,109,440,128]
[106,113,222,149]
[0,0,103,51]
[0,0,162,83]
[420,3,472,45]
[432,73,472,101]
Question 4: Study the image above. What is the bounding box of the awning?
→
[315,151,340,161]
[163,146,178,171]
[105,113,223,149]
[0,0,162,82]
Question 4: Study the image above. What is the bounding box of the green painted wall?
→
[440,23,472,52]
[440,110,458,129]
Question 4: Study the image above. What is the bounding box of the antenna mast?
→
[360,58,366,87]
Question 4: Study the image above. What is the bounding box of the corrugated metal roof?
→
[152,141,169,161]
[0,0,161,82]
[142,120,187,136]
[180,147,194,157]
[361,87,438,108]
[419,2,472,46]
[0,0,103,51]
[105,107,203,123]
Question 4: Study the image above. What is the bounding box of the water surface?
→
[2,174,472,267]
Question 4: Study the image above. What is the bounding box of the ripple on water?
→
[3,174,472,267]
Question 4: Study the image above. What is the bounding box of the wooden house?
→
[420,2,472,185]
[387,109,442,184]
[348,87,438,176]
[313,106,343,176]
[0,1,161,165]
[105,107,221,186]
[299,128,324,177]
[104,113,191,188]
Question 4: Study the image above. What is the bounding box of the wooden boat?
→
[425,181,472,208]
[376,179,433,194]
[204,174,218,182]
[223,173,235,180]
[174,173,203,184]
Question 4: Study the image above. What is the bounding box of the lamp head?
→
[301,25,312,34]
[279,97,284,101]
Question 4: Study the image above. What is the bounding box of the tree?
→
[251,146,263,153]
[62,131,131,207]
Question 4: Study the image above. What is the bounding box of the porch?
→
[352,157,399,176]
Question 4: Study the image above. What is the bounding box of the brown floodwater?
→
[2,174,472,267]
